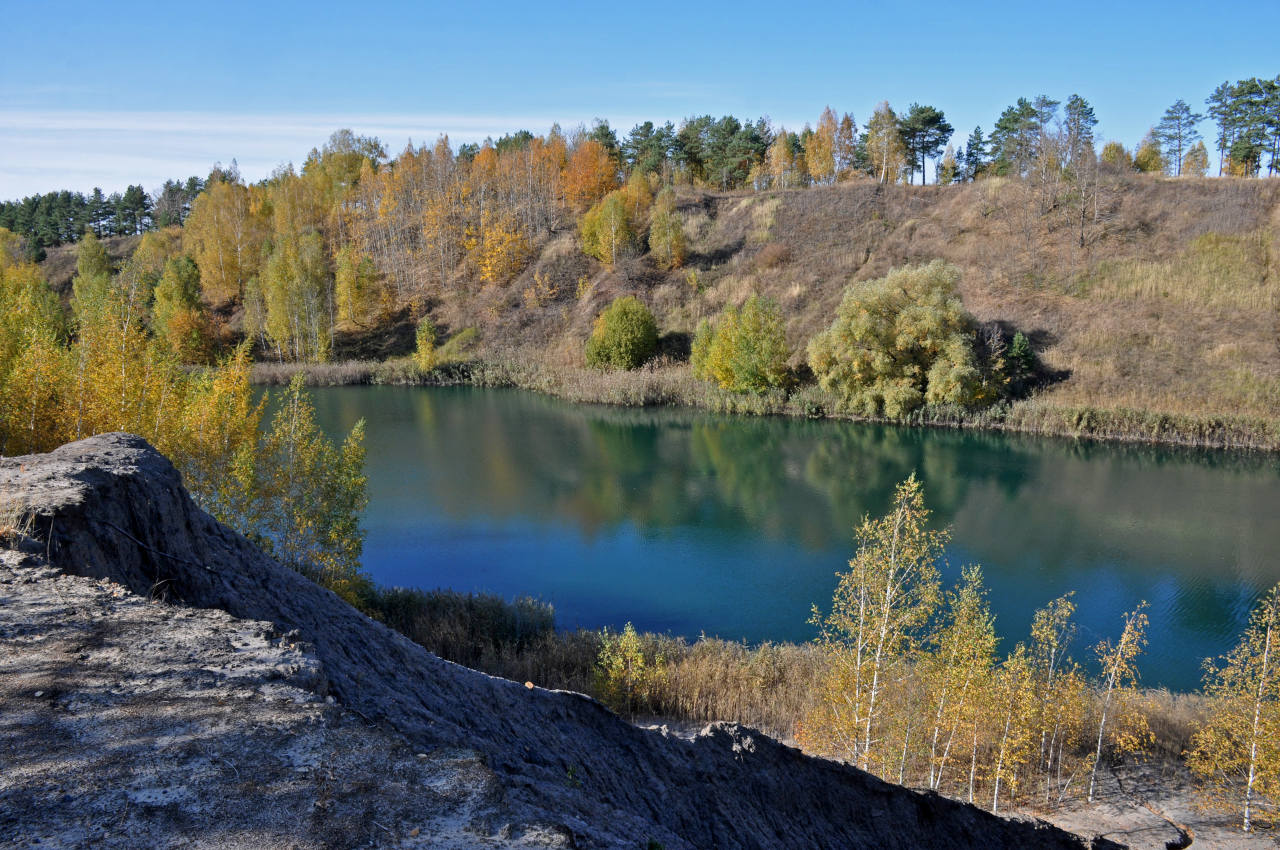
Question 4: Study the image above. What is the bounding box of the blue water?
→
[307,384,1280,691]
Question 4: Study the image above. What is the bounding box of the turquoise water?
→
[308,385,1280,691]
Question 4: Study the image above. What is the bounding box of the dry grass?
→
[1137,688,1211,759]
[0,491,33,548]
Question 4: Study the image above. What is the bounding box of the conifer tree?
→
[1156,99,1204,176]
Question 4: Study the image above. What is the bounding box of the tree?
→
[260,231,333,361]
[865,102,905,184]
[579,191,635,265]
[623,120,676,177]
[1182,141,1211,178]
[303,129,386,202]
[70,231,112,327]
[807,261,989,417]
[938,145,958,184]
[989,644,1037,813]
[254,376,369,603]
[1100,141,1132,170]
[960,127,987,181]
[690,295,790,393]
[1134,130,1166,173]
[473,210,532,284]
[898,104,952,184]
[584,296,658,370]
[647,188,685,270]
[766,130,799,188]
[1088,603,1150,802]
[990,97,1050,176]
[835,113,859,179]
[1062,95,1098,171]
[563,139,619,212]
[921,565,997,792]
[152,255,211,362]
[808,107,838,184]
[1155,99,1204,176]
[182,178,267,306]
[596,622,664,718]
[802,475,944,772]
[413,316,437,372]
[1189,584,1280,832]
[334,244,386,327]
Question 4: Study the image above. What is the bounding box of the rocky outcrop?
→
[0,434,1122,849]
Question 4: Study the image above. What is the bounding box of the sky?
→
[1,0,1275,199]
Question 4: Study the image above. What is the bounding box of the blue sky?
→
[1,0,1274,198]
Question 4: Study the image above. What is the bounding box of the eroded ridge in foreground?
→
[0,434,1121,849]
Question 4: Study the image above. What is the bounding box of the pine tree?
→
[1062,95,1098,170]
[962,127,987,180]
[1155,99,1204,176]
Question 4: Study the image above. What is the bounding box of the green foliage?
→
[261,231,333,361]
[1007,331,1036,385]
[151,255,211,362]
[1100,141,1132,170]
[691,295,790,393]
[335,244,384,327]
[438,327,479,362]
[1134,130,1167,174]
[71,231,113,326]
[596,622,665,717]
[0,243,372,612]
[647,188,686,270]
[585,296,658,371]
[580,191,635,265]
[414,316,438,372]
[807,261,987,417]
[256,376,371,605]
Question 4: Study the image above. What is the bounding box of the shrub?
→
[1007,330,1037,383]
[691,295,790,393]
[596,622,666,718]
[414,316,437,372]
[807,261,987,417]
[585,296,658,370]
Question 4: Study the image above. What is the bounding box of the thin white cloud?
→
[0,109,642,199]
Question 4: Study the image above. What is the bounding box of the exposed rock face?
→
[0,434,1122,849]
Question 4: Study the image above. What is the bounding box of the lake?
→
[308,385,1280,691]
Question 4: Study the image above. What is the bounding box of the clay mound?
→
[0,433,1121,849]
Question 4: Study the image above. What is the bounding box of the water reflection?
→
[310,385,1280,690]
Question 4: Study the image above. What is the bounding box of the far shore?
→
[247,354,1280,454]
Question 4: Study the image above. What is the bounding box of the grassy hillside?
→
[44,176,1280,448]
[398,175,1278,444]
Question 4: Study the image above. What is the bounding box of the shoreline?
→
[248,355,1280,454]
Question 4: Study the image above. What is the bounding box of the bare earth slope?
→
[0,434,1119,849]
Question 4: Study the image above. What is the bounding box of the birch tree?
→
[1088,602,1150,802]
[1189,583,1280,831]
[802,474,943,772]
